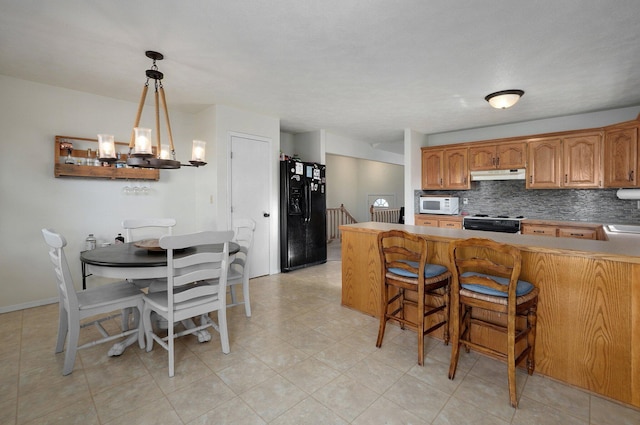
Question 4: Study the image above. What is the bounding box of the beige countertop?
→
[342,221,640,263]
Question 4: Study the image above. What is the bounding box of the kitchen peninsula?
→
[340,222,640,408]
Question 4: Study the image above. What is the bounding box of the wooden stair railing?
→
[326,204,357,242]
[370,205,402,223]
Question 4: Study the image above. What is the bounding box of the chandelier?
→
[97,51,206,169]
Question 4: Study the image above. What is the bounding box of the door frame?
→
[226,131,276,275]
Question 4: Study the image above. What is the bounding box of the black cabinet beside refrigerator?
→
[280,159,327,272]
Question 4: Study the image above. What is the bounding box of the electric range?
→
[462,214,525,234]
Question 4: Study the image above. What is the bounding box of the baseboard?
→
[0,297,58,314]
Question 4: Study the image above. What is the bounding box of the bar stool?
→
[448,237,539,407]
[376,230,451,366]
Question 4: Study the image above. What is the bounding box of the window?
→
[373,198,389,208]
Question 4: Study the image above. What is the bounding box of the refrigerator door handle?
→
[305,181,311,222]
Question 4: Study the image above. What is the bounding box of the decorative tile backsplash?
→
[416,180,640,225]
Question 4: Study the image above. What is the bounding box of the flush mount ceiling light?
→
[99,51,206,169]
[484,89,525,109]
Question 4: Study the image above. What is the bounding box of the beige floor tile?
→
[20,398,99,425]
[428,341,479,374]
[92,374,164,423]
[82,345,150,395]
[280,356,342,394]
[186,396,266,425]
[367,339,422,372]
[520,374,590,421]
[102,397,183,425]
[382,374,451,423]
[590,395,640,425]
[312,374,380,422]
[283,328,340,355]
[239,374,307,422]
[406,356,463,395]
[344,357,403,394]
[0,396,16,425]
[167,373,236,423]
[512,396,587,425]
[467,355,529,395]
[271,396,348,425]
[148,350,215,395]
[432,396,510,425]
[249,341,309,372]
[352,396,426,425]
[451,373,517,422]
[313,340,371,371]
[216,354,276,394]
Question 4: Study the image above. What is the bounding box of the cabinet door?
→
[469,145,496,171]
[496,142,526,169]
[422,148,444,189]
[444,148,469,189]
[527,138,562,189]
[563,133,601,188]
[603,127,638,188]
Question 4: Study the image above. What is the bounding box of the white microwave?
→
[419,196,459,215]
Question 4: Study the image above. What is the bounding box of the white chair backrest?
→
[159,230,234,311]
[122,218,176,242]
[231,218,256,273]
[42,229,78,313]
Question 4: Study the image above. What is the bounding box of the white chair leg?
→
[63,320,80,376]
[143,304,154,352]
[242,278,251,317]
[229,285,238,305]
[136,301,145,349]
[55,305,68,353]
[218,308,230,354]
[168,321,175,377]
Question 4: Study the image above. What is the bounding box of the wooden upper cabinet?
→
[527,138,562,188]
[444,147,470,189]
[563,133,601,188]
[421,148,444,189]
[469,142,526,171]
[421,147,469,190]
[603,126,638,187]
[527,132,601,189]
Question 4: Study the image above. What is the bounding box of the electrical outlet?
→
[463,198,468,205]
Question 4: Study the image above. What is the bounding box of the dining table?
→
[80,240,240,355]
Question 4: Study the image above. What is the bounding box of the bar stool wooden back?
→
[448,237,539,407]
[376,230,451,366]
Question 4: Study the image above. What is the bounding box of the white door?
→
[230,135,271,277]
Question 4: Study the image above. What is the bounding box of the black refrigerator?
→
[280,159,327,272]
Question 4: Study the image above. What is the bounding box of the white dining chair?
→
[122,218,177,244]
[142,230,234,377]
[41,228,145,375]
[227,218,256,317]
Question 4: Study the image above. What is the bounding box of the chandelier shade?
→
[122,51,206,169]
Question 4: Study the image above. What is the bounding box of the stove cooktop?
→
[465,214,525,220]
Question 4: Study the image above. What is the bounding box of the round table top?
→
[80,241,240,268]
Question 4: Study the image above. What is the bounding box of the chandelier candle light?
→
[101,50,207,169]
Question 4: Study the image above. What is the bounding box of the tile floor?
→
[2,259,640,424]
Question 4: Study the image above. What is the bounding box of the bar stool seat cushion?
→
[460,271,534,297]
[389,260,448,278]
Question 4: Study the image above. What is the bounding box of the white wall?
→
[0,75,199,311]
[211,104,281,274]
[326,154,403,223]
[403,129,427,225]
[325,131,404,165]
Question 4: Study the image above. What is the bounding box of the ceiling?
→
[2,1,640,152]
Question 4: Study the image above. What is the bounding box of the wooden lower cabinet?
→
[521,224,557,237]
[340,224,640,408]
[521,222,603,240]
[557,227,597,240]
[415,215,462,229]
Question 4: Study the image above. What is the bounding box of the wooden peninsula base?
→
[340,222,640,408]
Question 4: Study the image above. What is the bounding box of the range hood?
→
[470,168,526,181]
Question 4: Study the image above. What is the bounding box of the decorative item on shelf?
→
[61,140,75,164]
[485,89,525,109]
[115,233,125,244]
[121,50,207,170]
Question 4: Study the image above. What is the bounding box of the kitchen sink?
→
[605,224,640,234]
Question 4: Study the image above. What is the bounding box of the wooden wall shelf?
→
[54,135,159,181]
